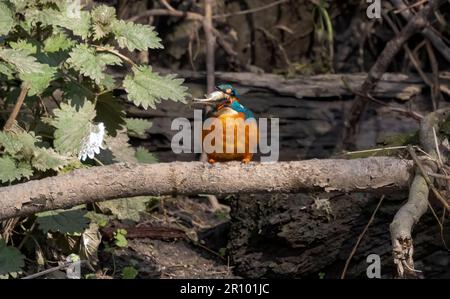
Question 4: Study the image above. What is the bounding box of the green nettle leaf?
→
[91,4,117,40]
[11,0,29,10]
[32,147,69,171]
[0,132,24,155]
[19,64,56,96]
[97,52,122,66]
[95,92,126,137]
[0,48,45,74]
[36,208,90,234]
[62,81,93,109]
[100,131,137,164]
[51,100,96,156]
[111,20,162,51]
[98,73,116,90]
[0,156,33,183]
[0,62,15,79]
[9,40,37,55]
[44,33,75,53]
[0,1,15,36]
[125,118,152,138]
[135,147,158,164]
[123,65,188,110]
[0,240,25,276]
[0,128,38,158]
[40,8,91,40]
[67,44,122,85]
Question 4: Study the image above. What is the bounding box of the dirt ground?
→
[97,196,235,279]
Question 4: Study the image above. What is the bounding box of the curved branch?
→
[0,158,414,221]
[390,108,450,277]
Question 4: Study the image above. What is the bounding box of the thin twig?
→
[341,195,385,279]
[21,261,74,279]
[343,146,409,156]
[426,41,443,110]
[213,0,288,19]
[159,0,176,12]
[93,46,137,67]
[4,86,29,130]
[432,127,444,167]
[394,0,429,14]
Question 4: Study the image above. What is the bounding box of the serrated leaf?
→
[38,8,91,40]
[123,65,188,110]
[62,81,93,109]
[98,73,116,90]
[101,131,137,163]
[0,1,15,36]
[67,44,121,85]
[44,33,75,53]
[0,240,25,276]
[135,146,157,164]
[111,20,162,51]
[0,156,33,183]
[0,48,45,74]
[0,132,24,155]
[91,5,116,40]
[91,5,116,24]
[50,100,96,156]
[0,127,38,158]
[19,63,56,96]
[32,147,69,171]
[97,53,122,66]
[125,118,152,139]
[10,0,27,10]
[9,40,37,55]
[36,208,90,234]
[0,62,15,79]
[95,92,125,137]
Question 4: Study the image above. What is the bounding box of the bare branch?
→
[0,158,414,221]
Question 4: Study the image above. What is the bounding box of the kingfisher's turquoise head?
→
[216,84,239,99]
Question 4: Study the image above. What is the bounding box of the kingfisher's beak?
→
[192,91,226,103]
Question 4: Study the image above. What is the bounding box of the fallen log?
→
[156,69,450,100]
[0,158,413,220]
[228,192,449,278]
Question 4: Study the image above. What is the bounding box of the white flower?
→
[78,122,106,161]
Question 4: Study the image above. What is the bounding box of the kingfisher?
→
[193,84,258,164]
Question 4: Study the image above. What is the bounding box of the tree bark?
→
[0,158,413,220]
[228,191,449,278]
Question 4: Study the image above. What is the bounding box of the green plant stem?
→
[93,45,137,67]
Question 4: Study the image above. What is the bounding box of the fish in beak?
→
[192,91,227,103]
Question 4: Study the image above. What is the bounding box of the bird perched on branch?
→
[193,84,258,164]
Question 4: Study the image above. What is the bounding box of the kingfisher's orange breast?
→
[202,108,258,162]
